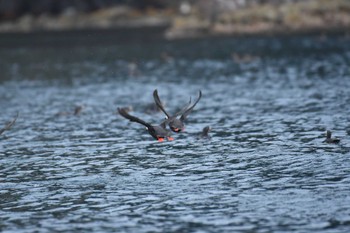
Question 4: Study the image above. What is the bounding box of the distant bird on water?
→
[323,130,340,144]
[144,101,165,115]
[0,113,18,136]
[128,61,140,77]
[56,105,84,116]
[199,126,212,139]
[74,105,84,116]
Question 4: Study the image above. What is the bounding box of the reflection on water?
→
[1,34,350,232]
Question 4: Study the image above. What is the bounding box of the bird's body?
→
[199,126,212,139]
[0,113,18,136]
[323,130,340,144]
[153,89,202,133]
[118,107,172,142]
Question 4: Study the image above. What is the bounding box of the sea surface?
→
[1,31,350,232]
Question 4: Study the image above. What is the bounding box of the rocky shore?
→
[0,0,349,39]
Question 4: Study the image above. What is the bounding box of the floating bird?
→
[153,89,202,133]
[56,105,84,116]
[144,101,165,115]
[160,52,174,63]
[0,113,18,136]
[74,105,84,116]
[118,107,173,142]
[128,60,140,77]
[118,106,133,113]
[323,130,340,144]
[232,53,258,63]
[199,126,212,139]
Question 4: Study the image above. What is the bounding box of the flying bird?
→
[118,107,173,142]
[153,89,202,133]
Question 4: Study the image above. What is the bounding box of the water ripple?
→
[1,35,350,232]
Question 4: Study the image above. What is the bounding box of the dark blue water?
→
[1,33,350,232]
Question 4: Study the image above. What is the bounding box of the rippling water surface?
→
[1,33,350,232]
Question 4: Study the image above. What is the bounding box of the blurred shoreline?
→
[0,0,349,39]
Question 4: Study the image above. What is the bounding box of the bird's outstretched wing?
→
[173,97,192,118]
[180,90,202,121]
[153,89,171,119]
[154,89,192,119]
[118,108,152,129]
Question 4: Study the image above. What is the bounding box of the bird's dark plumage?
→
[118,107,172,142]
[199,126,212,139]
[153,89,202,133]
[74,105,84,116]
[323,130,340,144]
[0,113,18,136]
[180,90,202,122]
